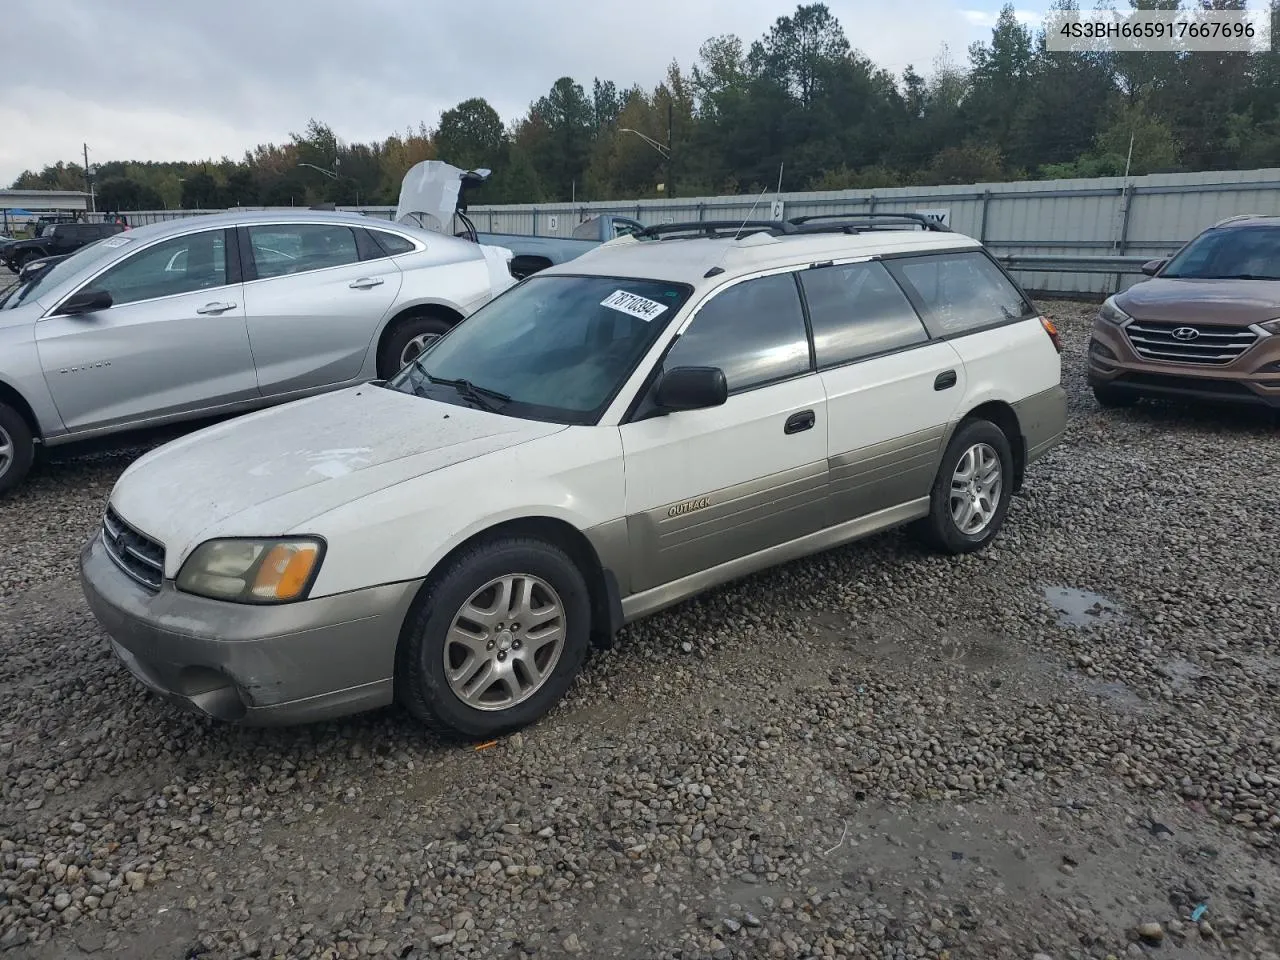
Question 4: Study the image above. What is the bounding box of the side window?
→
[248,224,359,280]
[890,251,1032,337]
[369,230,416,256]
[92,231,227,306]
[799,261,928,367]
[663,272,811,393]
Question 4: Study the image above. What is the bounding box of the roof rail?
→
[635,220,793,240]
[1212,213,1264,227]
[786,212,951,233]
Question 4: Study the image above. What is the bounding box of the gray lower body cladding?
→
[80,531,423,725]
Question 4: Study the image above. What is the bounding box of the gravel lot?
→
[1,299,1278,960]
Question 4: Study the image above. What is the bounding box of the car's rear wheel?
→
[395,536,592,739]
[1092,383,1139,409]
[377,314,455,379]
[913,419,1014,555]
[0,403,35,496]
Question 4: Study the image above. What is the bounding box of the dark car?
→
[1,221,126,272]
[1087,214,1280,412]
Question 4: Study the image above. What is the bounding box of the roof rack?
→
[635,220,791,240]
[786,212,951,233]
[629,211,952,244]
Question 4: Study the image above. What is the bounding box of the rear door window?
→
[799,260,929,367]
[888,251,1034,338]
[247,224,360,279]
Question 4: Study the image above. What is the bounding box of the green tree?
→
[96,177,164,211]
[526,77,595,201]
[435,98,506,171]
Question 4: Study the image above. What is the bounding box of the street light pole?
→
[618,127,674,199]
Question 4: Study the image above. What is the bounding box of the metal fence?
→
[113,167,1280,296]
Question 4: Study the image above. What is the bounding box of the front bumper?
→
[1087,318,1280,409]
[79,531,423,725]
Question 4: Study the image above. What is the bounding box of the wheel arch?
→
[395,514,622,659]
[0,378,42,442]
[953,399,1026,493]
[375,301,466,375]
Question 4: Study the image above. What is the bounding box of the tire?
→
[16,251,41,270]
[395,536,592,739]
[0,403,35,496]
[377,314,455,379]
[1092,383,1138,409]
[913,419,1014,555]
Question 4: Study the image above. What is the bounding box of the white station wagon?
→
[80,215,1067,738]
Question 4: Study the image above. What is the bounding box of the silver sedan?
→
[0,210,517,493]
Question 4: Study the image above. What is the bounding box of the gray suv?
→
[0,210,516,493]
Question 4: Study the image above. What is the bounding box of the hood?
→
[1117,277,1280,327]
[110,385,566,570]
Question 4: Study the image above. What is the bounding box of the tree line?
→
[12,0,1280,211]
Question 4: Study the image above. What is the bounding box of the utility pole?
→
[83,143,96,214]
[667,101,676,200]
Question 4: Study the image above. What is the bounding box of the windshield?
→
[1162,225,1280,281]
[388,274,692,425]
[1,237,122,311]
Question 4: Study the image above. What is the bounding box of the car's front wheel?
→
[395,536,592,738]
[913,419,1014,555]
[0,403,35,496]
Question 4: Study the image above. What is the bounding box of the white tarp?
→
[395,160,466,233]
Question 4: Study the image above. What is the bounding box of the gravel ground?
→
[0,299,1278,960]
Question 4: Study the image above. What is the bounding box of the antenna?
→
[733,185,772,241]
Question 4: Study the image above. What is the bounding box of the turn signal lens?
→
[1040,316,1063,354]
[177,537,325,604]
[252,543,321,601]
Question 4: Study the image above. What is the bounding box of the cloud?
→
[962,7,1043,29]
[2,0,1014,185]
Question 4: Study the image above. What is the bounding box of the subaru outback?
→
[80,215,1067,738]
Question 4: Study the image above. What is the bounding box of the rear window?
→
[888,251,1033,338]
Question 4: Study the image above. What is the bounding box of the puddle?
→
[1042,585,1124,629]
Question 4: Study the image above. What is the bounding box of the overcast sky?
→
[1,0,1045,186]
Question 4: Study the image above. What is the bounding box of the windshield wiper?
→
[410,359,511,412]
[1213,273,1277,281]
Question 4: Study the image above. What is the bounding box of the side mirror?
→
[655,366,728,412]
[1140,258,1167,277]
[58,288,113,316]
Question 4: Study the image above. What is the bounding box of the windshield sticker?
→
[600,289,669,322]
[103,236,132,248]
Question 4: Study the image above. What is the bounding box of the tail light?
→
[1040,316,1062,354]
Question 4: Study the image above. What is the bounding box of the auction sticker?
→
[600,289,668,322]
[103,236,133,248]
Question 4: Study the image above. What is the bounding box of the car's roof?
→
[116,209,434,243]
[539,228,984,288]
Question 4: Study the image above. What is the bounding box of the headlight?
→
[1260,318,1280,335]
[1098,297,1131,326]
[176,537,324,604]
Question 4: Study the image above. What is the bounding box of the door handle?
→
[195,301,237,315]
[934,369,958,391]
[349,277,385,289]
[784,410,816,435]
